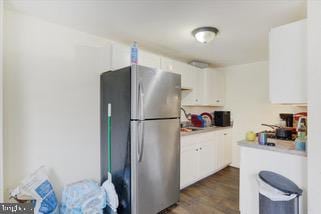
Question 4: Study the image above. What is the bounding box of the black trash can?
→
[258,171,303,214]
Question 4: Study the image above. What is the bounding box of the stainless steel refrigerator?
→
[101,65,181,214]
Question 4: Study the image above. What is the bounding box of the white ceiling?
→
[5,0,306,67]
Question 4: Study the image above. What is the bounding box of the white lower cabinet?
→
[180,143,199,187]
[223,130,232,166]
[180,129,232,189]
[216,129,233,167]
[199,140,216,178]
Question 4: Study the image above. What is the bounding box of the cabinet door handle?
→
[200,147,202,150]
[224,133,227,135]
[195,149,198,151]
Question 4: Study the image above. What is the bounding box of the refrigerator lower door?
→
[131,119,180,214]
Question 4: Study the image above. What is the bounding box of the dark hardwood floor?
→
[166,167,240,214]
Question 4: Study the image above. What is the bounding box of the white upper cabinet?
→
[111,42,161,70]
[269,19,307,104]
[111,42,130,70]
[160,56,174,72]
[203,68,225,106]
[180,66,204,105]
[139,50,161,69]
[190,67,204,105]
[180,67,225,106]
[111,42,226,106]
[172,60,194,89]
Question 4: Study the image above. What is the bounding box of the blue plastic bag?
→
[60,180,107,214]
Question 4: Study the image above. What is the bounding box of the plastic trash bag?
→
[60,179,107,214]
[10,166,58,214]
[257,176,297,201]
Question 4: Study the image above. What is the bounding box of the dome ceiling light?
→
[192,27,219,44]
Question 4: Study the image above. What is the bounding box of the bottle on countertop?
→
[130,41,138,65]
[295,120,307,151]
[297,121,307,139]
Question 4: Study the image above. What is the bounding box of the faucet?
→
[181,107,191,121]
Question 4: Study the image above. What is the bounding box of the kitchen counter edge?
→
[181,126,233,136]
[238,140,307,157]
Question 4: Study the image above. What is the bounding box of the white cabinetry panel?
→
[203,68,225,106]
[172,60,194,89]
[160,56,174,72]
[111,43,130,70]
[269,19,307,104]
[223,130,232,166]
[199,141,216,178]
[111,43,226,106]
[180,129,232,189]
[112,43,161,70]
[139,50,161,69]
[180,143,199,188]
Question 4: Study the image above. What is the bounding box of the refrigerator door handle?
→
[138,121,144,162]
[138,81,144,120]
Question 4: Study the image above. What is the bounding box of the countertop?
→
[181,126,233,136]
[238,138,307,157]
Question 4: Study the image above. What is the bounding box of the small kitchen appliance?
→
[279,113,294,127]
[261,124,294,140]
[213,111,231,127]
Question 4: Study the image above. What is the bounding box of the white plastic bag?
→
[257,176,297,201]
[60,179,107,214]
[10,166,58,214]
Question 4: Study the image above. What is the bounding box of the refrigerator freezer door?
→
[131,119,180,214]
[131,65,181,120]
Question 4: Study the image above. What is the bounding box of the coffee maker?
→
[280,113,293,127]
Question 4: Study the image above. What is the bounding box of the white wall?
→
[220,61,307,167]
[3,10,112,200]
[307,1,321,213]
[0,0,4,202]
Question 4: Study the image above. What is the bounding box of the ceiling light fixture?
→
[192,27,219,44]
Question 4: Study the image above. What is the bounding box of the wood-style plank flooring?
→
[165,167,240,214]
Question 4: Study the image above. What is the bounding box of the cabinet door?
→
[111,43,130,70]
[172,61,193,89]
[112,43,161,70]
[140,50,161,69]
[180,143,199,188]
[160,56,174,72]
[203,68,225,106]
[199,141,216,178]
[207,131,219,172]
[269,19,306,104]
[216,131,225,169]
[192,67,205,105]
[223,130,232,166]
[181,67,204,106]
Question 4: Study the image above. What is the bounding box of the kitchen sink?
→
[180,127,204,132]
